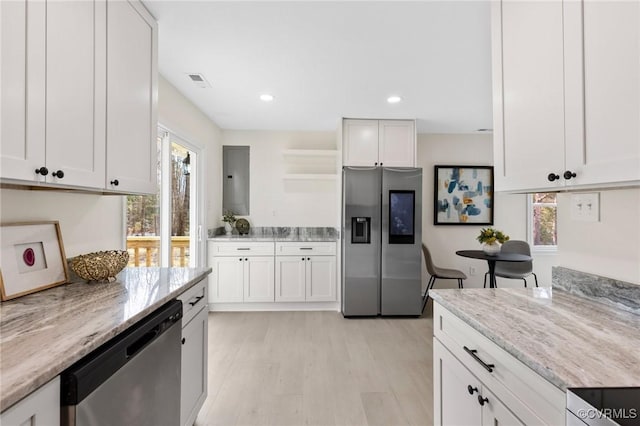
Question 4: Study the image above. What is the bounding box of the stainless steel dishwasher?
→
[60,300,182,426]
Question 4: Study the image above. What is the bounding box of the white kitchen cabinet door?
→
[343,119,379,166]
[45,0,106,188]
[275,257,306,302]
[0,377,60,426]
[563,0,640,187]
[0,0,46,182]
[305,255,336,302]
[433,339,482,426]
[106,0,158,194]
[244,256,275,302]
[180,307,208,426]
[210,257,244,302]
[481,388,524,426]
[378,120,415,167]
[491,0,566,192]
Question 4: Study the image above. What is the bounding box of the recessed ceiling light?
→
[387,96,402,104]
[260,94,274,102]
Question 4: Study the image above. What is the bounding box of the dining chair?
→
[422,244,467,312]
[483,240,538,288]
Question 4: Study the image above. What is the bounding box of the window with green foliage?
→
[529,193,557,250]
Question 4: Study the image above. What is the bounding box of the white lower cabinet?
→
[275,242,336,302]
[208,240,336,307]
[208,241,275,303]
[0,377,60,426]
[434,339,523,425]
[179,279,208,426]
[433,302,566,426]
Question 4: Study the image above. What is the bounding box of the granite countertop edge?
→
[429,289,571,391]
[0,267,211,412]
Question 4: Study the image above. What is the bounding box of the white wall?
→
[417,133,556,288]
[557,188,640,284]
[158,76,222,229]
[0,189,124,257]
[220,130,338,227]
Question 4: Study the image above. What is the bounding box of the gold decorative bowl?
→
[70,250,129,282]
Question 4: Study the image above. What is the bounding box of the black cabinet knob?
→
[181,338,186,345]
[239,258,243,261]
[301,257,305,261]
[52,170,64,179]
[307,257,310,261]
[245,258,248,261]
[110,179,119,186]
[35,167,49,176]
[380,162,383,166]
[547,173,560,182]
[478,395,489,406]
[467,385,478,395]
[563,170,577,180]
[374,162,378,166]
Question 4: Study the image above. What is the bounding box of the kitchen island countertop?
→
[0,266,211,411]
[429,287,640,391]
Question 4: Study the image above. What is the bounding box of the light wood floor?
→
[195,309,434,426]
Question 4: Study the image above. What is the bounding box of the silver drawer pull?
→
[236,248,251,250]
[299,247,313,250]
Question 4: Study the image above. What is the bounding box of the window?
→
[528,193,557,251]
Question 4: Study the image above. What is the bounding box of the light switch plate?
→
[570,193,600,222]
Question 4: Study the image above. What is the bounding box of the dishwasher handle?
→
[126,327,160,359]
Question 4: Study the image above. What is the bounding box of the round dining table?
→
[455,250,532,288]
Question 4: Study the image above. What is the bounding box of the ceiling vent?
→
[187,73,211,88]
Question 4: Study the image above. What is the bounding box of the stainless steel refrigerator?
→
[342,167,423,316]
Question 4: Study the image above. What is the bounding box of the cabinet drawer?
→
[433,302,565,425]
[209,241,275,256]
[275,242,336,256]
[178,279,207,325]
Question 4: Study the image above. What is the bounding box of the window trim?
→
[527,193,558,253]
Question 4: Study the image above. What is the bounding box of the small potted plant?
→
[222,210,236,235]
[476,227,509,255]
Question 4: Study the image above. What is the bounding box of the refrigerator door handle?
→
[344,166,378,171]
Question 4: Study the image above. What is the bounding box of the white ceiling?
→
[144,1,493,133]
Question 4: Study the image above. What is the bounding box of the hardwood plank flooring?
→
[196,310,434,426]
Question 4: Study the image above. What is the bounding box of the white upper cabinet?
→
[1,0,45,182]
[563,0,640,187]
[0,0,105,187]
[343,119,379,166]
[377,120,416,167]
[45,0,106,188]
[0,0,157,194]
[491,1,566,192]
[492,0,640,192]
[106,0,158,194]
[342,119,415,167]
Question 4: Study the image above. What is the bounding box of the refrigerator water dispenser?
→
[351,217,371,244]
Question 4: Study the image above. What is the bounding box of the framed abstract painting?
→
[434,165,494,225]
[0,221,69,301]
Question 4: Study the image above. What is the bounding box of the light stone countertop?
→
[0,266,211,412]
[209,226,339,242]
[429,287,640,391]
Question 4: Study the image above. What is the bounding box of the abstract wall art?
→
[0,221,69,301]
[434,165,494,225]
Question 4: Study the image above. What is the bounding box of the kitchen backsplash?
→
[552,266,639,314]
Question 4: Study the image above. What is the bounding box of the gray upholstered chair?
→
[422,244,467,312]
[483,240,538,288]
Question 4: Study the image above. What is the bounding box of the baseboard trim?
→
[208,302,340,312]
